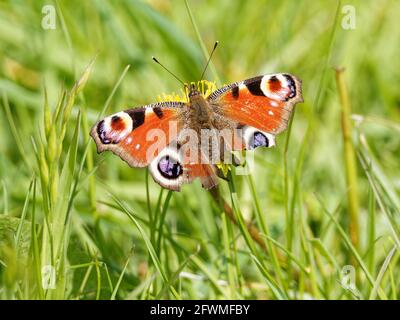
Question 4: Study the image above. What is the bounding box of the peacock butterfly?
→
[91,72,303,191]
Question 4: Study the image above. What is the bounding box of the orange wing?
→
[208,74,303,150]
[90,101,186,168]
[91,101,219,191]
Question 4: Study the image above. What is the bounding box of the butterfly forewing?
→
[91,101,219,191]
[91,101,186,167]
[208,73,303,150]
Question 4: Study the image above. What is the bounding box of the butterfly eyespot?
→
[250,132,269,149]
[157,155,183,180]
[242,126,276,150]
[96,112,133,145]
[283,74,296,99]
[97,120,111,144]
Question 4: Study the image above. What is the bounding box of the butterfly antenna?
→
[199,41,219,80]
[152,56,186,87]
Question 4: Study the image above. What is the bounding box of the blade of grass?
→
[156,190,173,254]
[110,193,181,299]
[367,188,376,276]
[189,255,228,298]
[76,264,94,300]
[316,194,387,299]
[184,0,220,84]
[2,93,30,169]
[221,210,237,299]
[98,65,131,119]
[15,177,34,256]
[111,250,132,300]
[369,245,396,300]
[357,153,400,249]
[247,175,286,292]
[335,67,360,249]
[1,180,7,214]
[30,178,44,300]
[228,170,286,299]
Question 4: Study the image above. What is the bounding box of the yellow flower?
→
[216,163,231,177]
[157,80,217,103]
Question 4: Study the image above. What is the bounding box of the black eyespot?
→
[111,115,120,122]
[249,132,269,149]
[157,156,183,180]
[97,120,111,144]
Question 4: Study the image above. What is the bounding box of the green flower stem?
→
[335,67,360,249]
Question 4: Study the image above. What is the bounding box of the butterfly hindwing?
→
[208,73,303,150]
[148,145,219,191]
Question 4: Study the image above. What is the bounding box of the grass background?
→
[0,0,399,299]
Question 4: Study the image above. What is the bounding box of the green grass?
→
[0,0,400,300]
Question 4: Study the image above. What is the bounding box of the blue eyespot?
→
[250,132,269,149]
[157,156,182,179]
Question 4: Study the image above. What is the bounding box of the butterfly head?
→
[188,83,201,98]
